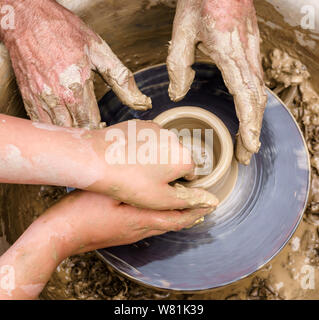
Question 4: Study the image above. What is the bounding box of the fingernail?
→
[131,94,152,110]
[168,83,187,102]
[241,127,261,153]
[167,67,195,102]
[235,136,252,165]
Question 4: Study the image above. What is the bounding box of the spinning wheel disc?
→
[94,63,310,291]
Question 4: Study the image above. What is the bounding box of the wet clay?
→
[153,106,238,203]
[1,0,319,300]
[255,0,319,94]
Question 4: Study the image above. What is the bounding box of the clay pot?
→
[153,106,238,202]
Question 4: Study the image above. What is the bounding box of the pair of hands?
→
[2,0,267,164]
[0,0,267,283]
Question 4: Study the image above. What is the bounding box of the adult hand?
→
[0,0,151,128]
[167,0,267,164]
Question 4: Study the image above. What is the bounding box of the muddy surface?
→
[1,1,319,300]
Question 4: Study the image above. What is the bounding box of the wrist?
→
[31,212,75,264]
[83,128,116,195]
[67,128,110,192]
[35,194,84,259]
[41,191,105,256]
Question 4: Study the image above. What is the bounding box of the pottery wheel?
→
[94,63,310,292]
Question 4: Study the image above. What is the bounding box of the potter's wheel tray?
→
[97,63,310,291]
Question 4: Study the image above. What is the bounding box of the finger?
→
[176,147,197,181]
[39,88,73,127]
[21,88,53,124]
[173,129,197,181]
[243,20,267,154]
[174,142,197,181]
[144,207,213,235]
[200,30,267,158]
[157,128,196,182]
[125,205,212,235]
[156,183,219,210]
[89,36,152,111]
[233,79,266,154]
[231,35,267,160]
[235,134,253,165]
[65,77,103,129]
[93,206,213,249]
[233,26,267,154]
[210,50,266,154]
[22,97,51,124]
[167,0,201,102]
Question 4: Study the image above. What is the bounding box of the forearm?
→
[0,194,80,299]
[0,114,104,188]
[0,191,125,300]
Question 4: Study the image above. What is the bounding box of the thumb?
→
[89,36,152,111]
[167,0,201,102]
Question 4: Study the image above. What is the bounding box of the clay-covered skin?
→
[167,0,267,164]
[0,0,151,129]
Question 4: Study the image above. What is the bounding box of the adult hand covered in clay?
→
[167,0,267,164]
[0,0,151,128]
